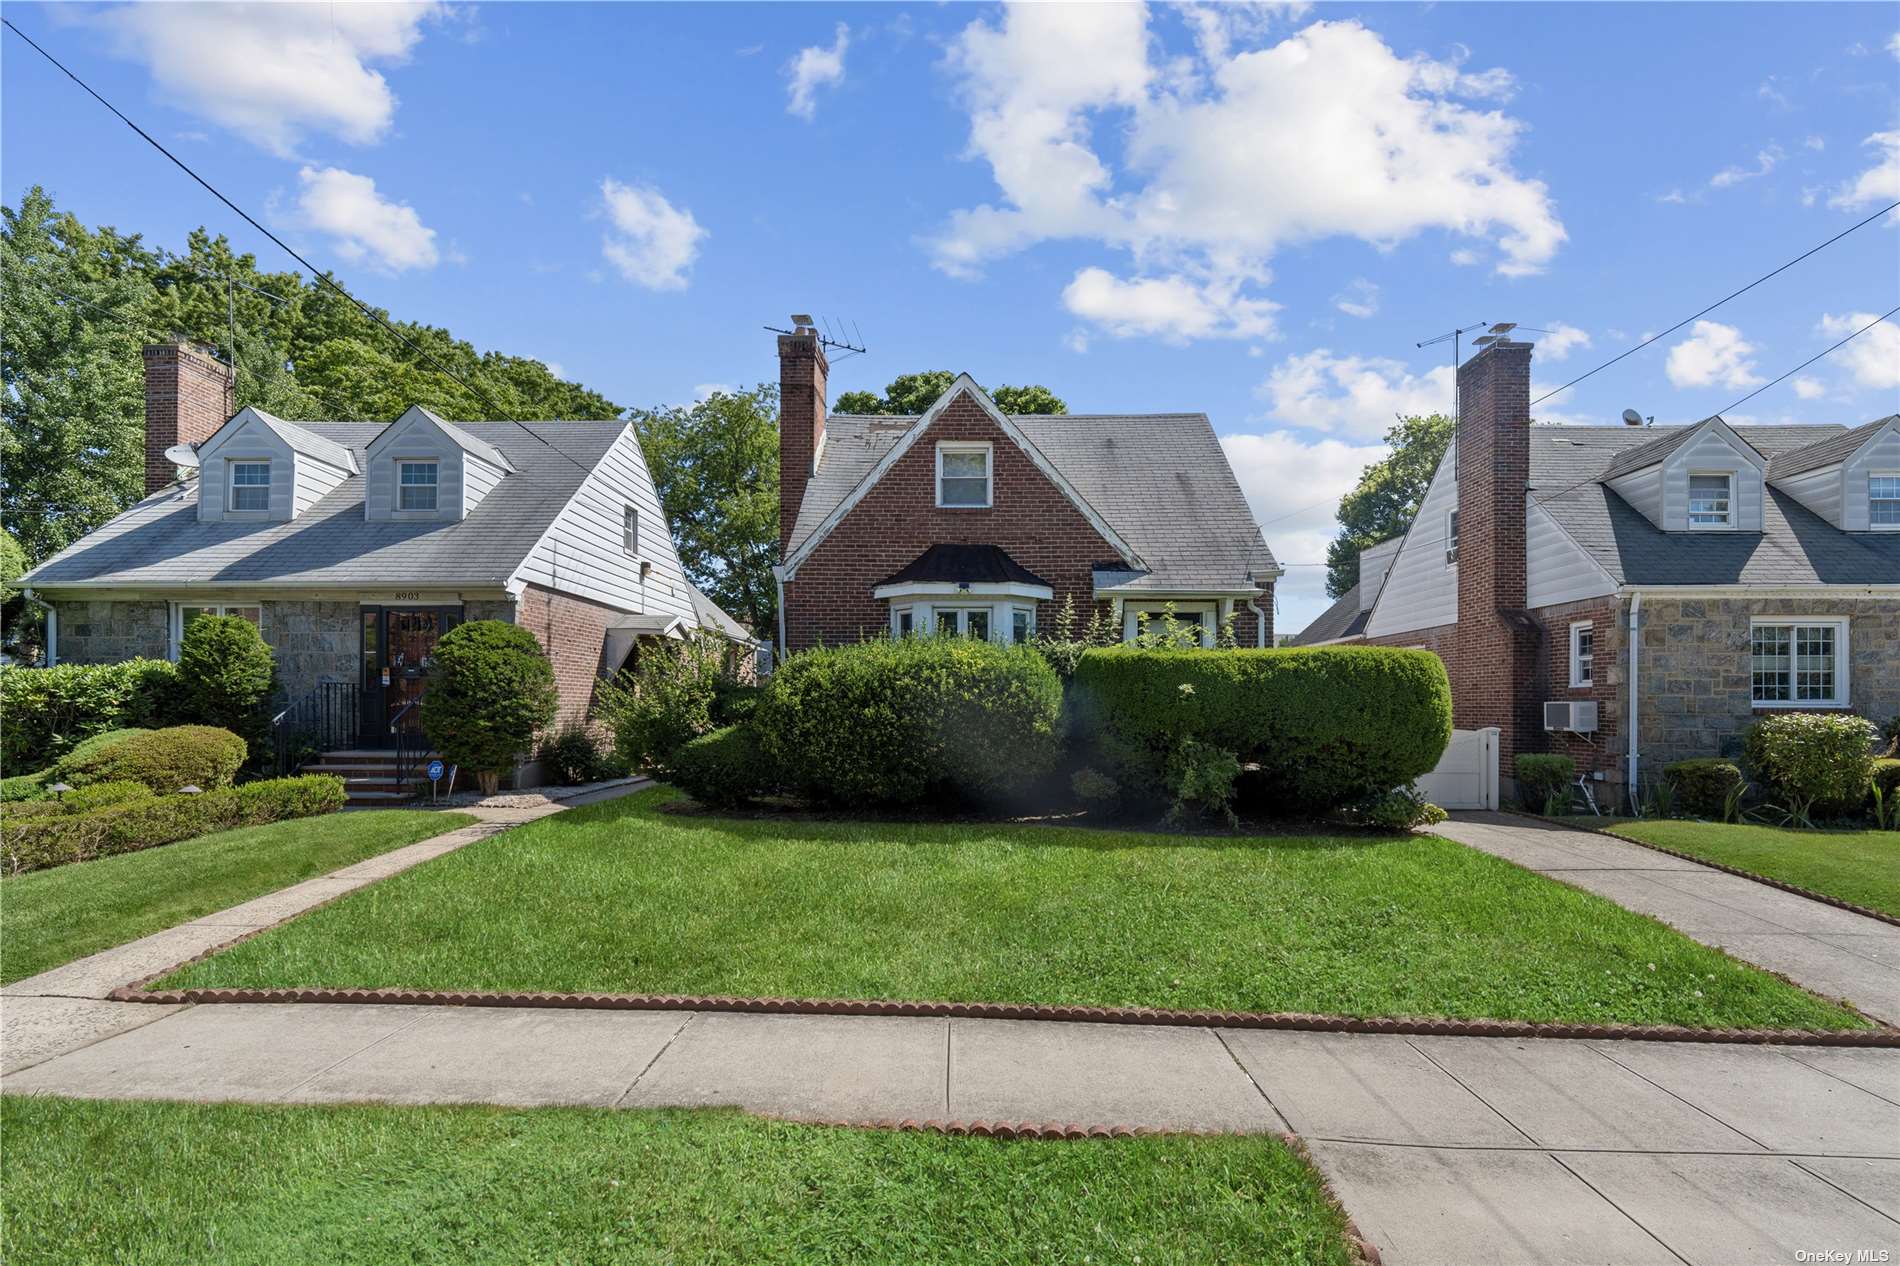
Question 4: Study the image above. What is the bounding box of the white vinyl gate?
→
[1414,726,1499,811]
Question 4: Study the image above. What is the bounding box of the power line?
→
[1529,199,1900,409]
[2,17,590,471]
[1721,307,1898,413]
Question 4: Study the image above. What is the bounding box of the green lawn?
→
[1607,820,1900,918]
[1,809,475,984]
[0,1098,1351,1266]
[158,789,1864,1030]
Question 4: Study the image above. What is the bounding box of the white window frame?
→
[396,459,440,513]
[623,505,640,556]
[1687,471,1733,530]
[1748,617,1850,709]
[886,598,1036,643]
[170,602,263,661]
[1444,510,1459,566]
[1869,471,1900,530]
[1123,602,1218,648]
[227,460,271,513]
[935,441,993,509]
[1568,621,1594,689]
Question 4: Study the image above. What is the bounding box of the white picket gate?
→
[1414,726,1499,811]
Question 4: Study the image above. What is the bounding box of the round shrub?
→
[51,728,152,774]
[536,724,610,786]
[420,621,558,793]
[1069,646,1452,815]
[1664,758,1745,819]
[55,725,247,794]
[1514,754,1577,810]
[177,615,276,754]
[756,638,1062,808]
[1745,713,1879,818]
[594,632,727,772]
[669,725,779,808]
[0,659,180,771]
[711,678,763,727]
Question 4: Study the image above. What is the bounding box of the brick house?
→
[773,325,1281,653]
[1292,339,1900,805]
[18,340,756,773]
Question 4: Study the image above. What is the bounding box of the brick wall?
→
[144,341,233,495]
[778,332,828,558]
[1534,595,1624,791]
[511,583,616,728]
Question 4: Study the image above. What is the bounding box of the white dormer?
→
[193,407,357,523]
[1769,416,1900,532]
[365,406,515,522]
[1603,416,1765,532]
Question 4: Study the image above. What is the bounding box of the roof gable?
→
[1599,415,1763,483]
[197,406,357,474]
[1768,415,1900,481]
[369,406,517,474]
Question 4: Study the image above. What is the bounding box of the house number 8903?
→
[392,592,421,601]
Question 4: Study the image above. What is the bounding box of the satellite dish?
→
[1621,409,1644,427]
[164,443,200,468]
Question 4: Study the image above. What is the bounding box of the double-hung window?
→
[1688,473,1732,528]
[228,461,271,512]
[173,603,261,660]
[1750,619,1848,707]
[1569,621,1594,688]
[937,442,992,508]
[1870,473,1900,528]
[398,460,439,512]
[623,505,640,555]
[1444,510,1459,565]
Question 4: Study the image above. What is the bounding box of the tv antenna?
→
[764,313,867,361]
[1416,321,1487,430]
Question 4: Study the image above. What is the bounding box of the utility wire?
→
[1529,199,1900,409]
[1721,307,1898,413]
[3,17,590,471]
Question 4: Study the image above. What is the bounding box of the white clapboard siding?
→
[1365,446,1459,637]
[196,415,293,522]
[462,452,506,517]
[362,409,507,523]
[1660,424,1764,532]
[1775,463,1845,528]
[1526,500,1617,607]
[1357,535,1403,609]
[1605,463,1663,528]
[1843,422,1900,532]
[511,425,698,620]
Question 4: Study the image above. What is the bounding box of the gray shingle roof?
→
[877,544,1051,589]
[21,421,623,589]
[1594,417,1753,481]
[248,410,358,472]
[790,410,1278,593]
[1290,583,1370,645]
[687,584,756,643]
[1766,416,1899,480]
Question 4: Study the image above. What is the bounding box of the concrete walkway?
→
[1437,812,1900,1025]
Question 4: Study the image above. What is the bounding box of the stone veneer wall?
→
[266,600,360,704]
[1637,596,1900,769]
[54,600,171,665]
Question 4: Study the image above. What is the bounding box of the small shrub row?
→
[0,774,346,874]
[670,725,778,809]
[1515,754,1576,810]
[54,726,247,795]
[0,659,182,771]
[1664,759,1745,820]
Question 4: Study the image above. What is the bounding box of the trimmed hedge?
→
[756,638,1062,808]
[0,774,346,874]
[669,725,778,809]
[1514,754,1576,809]
[177,614,276,758]
[1745,713,1880,817]
[1068,646,1452,815]
[421,621,558,790]
[1664,758,1745,819]
[1871,758,1900,801]
[55,726,247,794]
[0,660,182,771]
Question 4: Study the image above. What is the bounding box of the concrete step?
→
[342,789,422,805]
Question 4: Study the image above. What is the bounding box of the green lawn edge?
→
[0,1098,1353,1266]
[1602,819,1900,920]
[1,809,476,984]
[153,789,1866,1031]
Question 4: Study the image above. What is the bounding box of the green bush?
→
[1342,785,1449,831]
[1664,759,1745,819]
[757,638,1062,808]
[54,725,246,794]
[233,774,346,825]
[1069,646,1452,816]
[54,728,153,770]
[0,660,181,771]
[595,632,727,772]
[60,781,155,814]
[710,678,763,727]
[0,771,50,803]
[1871,757,1900,799]
[1745,713,1880,819]
[536,724,610,786]
[1514,754,1576,809]
[176,614,276,758]
[420,621,558,794]
[669,725,779,809]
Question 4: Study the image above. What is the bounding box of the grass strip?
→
[1605,820,1900,920]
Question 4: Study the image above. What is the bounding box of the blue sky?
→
[5,2,1897,633]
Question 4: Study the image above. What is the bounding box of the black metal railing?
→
[272,681,361,776]
[389,700,425,795]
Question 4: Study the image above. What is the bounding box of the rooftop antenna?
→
[763,312,867,361]
[1416,320,1487,434]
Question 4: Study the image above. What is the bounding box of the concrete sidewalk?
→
[1437,812,1900,1025]
[4,1002,1897,1264]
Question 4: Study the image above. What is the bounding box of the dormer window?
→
[1871,473,1900,528]
[1688,473,1732,528]
[398,460,439,512]
[937,442,992,508]
[229,460,271,511]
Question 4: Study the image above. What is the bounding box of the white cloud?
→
[1890,31,1900,59]
[289,166,438,272]
[1655,188,1690,205]
[1258,350,1454,440]
[1332,279,1380,319]
[91,2,439,157]
[1817,312,1900,390]
[694,382,736,401]
[1829,131,1900,211]
[786,22,850,120]
[1804,135,1826,152]
[1757,77,1792,111]
[1448,247,1481,266]
[1792,376,1826,400]
[1061,267,1278,342]
[1665,321,1762,390]
[930,10,1564,342]
[599,178,707,290]
[1535,322,1591,361]
[1710,143,1783,189]
[1063,328,1091,354]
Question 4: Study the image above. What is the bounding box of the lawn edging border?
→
[1502,808,1900,930]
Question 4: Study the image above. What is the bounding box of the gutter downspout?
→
[21,588,56,666]
[1626,591,1642,811]
[772,565,789,664]
[1249,596,1268,648]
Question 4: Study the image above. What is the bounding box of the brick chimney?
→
[144,340,234,495]
[1451,340,1540,761]
[778,325,828,558]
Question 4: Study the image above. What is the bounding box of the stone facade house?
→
[1292,339,1900,805]
[773,325,1281,653]
[19,340,756,765]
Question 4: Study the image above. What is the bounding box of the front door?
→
[361,606,460,745]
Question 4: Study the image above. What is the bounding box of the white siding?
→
[1605,463,1663,528]
[1660,424,1764,532]
[196,415,293,523]
[1357,535,1403,610]
[1365,447,1459,637]
[511,425,698,621]
[462,453,506,517]
[1527,500,1616,607]
[1775,463,1845,528]
[363,410,506,523]
[1843,422,1900,532]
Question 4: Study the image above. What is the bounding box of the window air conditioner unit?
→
[1544,700,1598,733]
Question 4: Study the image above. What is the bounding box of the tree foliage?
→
[629,387,779,638]
[420,621,558,792]
[1325,414,1454,599]
[1,186,624,564]
[833,371,1067,416]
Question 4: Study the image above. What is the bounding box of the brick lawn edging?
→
[1502,808,1900,931]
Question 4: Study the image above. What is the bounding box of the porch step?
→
[300,747,440,807]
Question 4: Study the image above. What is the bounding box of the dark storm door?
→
[361,606,461,745]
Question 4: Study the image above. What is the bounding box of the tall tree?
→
[1325,413,1454,599]
[630,386,781,640]
[833,370,1066,415]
